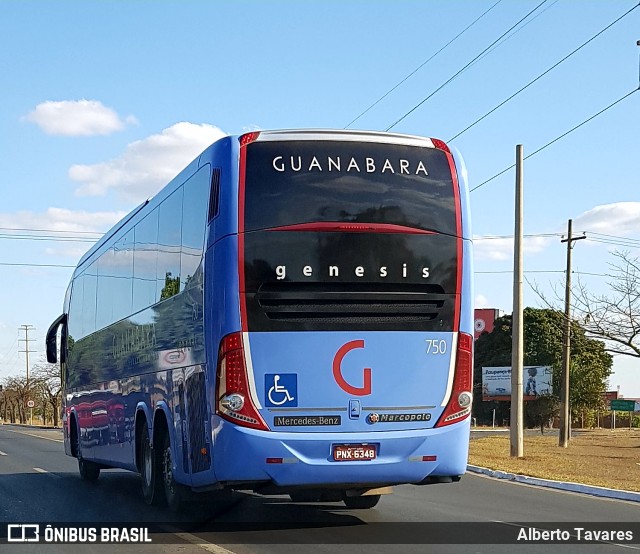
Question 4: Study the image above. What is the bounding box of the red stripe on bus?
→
[266,222,438,234]
[238,142,248,332]
[446,150,463,332]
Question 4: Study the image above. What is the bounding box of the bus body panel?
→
[246,330,454,432]
[459,238,474,335]
[212,420,470,485]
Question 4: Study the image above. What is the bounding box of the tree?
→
[1,384,20,423]
[2,375,30,423]
[32,360,63,427]
[473,308,612,426]
[160,271,180,300]
[570,250,640,358]
[526,394,559,434]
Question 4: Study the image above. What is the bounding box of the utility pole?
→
[510,145,524,458]
[18,324,36,426]
[558,220,585,447]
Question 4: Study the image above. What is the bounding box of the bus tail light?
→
[435,333,473,428]
[239,131,260,147]
[430,138,451,154]
[215,332,269,431]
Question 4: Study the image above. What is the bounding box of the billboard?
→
[481,366,553,401]
[474,308,500,340]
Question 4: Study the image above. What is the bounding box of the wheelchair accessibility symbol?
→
[265,374,298,407]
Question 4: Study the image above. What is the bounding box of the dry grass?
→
[469,429,640,492]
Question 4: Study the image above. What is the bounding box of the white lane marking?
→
[172,532,237,554]
[3,428,63,442]
[33,467,62,479]
[0,450,7,456]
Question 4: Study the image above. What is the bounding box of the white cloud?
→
[474,294,491,309]
[69,122,227,202]
[24,99,137,136]
[44,246,90,259]
[573,202,640,236]
[0,208,127,260]
[0,207,126,234]
[0,208,127,261]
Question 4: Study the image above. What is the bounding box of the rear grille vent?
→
[207,168,221,222]
[255,282,447,324]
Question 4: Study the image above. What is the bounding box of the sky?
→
[1,0,639,397]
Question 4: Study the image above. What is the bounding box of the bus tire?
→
[342,493,381,509]
[161,431,186,513]
[140,425,162,505]
[75,423,100,482]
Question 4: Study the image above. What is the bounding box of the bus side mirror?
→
[46,314,67,364]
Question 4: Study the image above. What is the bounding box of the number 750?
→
[425,339,447,355]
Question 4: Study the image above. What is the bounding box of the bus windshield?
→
[243,140,457,236]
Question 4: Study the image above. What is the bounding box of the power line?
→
[475,232,563,240]
[344,0,503,129]
[462,0,559,72]
[0,234,97,243]
[449,1,640,142]
[471,86,640,192]
[588,231,640,242]
[0,262,76,268]
[477,269,609,276]
[584,237,640,249]
[574,271,611,277]
[476,270,564,274]
[584,233,640,248]
[0,226,101,235]
[476,231,640,245]
[385,0,549,131]
[0,332,19,363]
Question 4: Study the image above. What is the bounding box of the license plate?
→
[332,444,376,462]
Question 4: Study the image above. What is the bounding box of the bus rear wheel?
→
[342,492,381,509]
[140,425,162,505]
[161,432,187,513]
[78,458,101,481]
[75,424,100,482]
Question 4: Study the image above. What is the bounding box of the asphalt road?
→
[1,424,639,553]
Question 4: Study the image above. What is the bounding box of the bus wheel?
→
[75,425,100,482]
[342,493,381,509]
[161,432,186,513]
[140,425,161,505]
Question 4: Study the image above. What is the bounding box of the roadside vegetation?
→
[469,429,640,493]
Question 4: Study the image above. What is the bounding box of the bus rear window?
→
[243,140,457,236]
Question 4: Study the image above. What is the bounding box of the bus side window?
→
[181,167,210,291]
[133,208,159,312]
[158,187,184,300]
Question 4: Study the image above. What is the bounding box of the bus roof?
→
[243,129,444,150]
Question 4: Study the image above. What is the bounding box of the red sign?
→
[474,308,500,340]
[604,390,619,408]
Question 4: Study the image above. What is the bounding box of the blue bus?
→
[47,129,473,511]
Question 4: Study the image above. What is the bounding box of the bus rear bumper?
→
[213,420,470,487]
